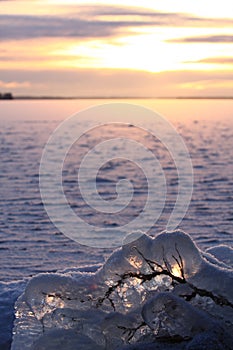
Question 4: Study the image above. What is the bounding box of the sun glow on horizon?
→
[1,0,232,96]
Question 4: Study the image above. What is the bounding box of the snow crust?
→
[11,230,233,349]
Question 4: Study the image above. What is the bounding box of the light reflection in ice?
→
[11,231,233,350]
[171,264,182,278]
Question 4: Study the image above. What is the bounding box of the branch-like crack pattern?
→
[184,284,233,308]
[96,246,233,311]
[96,245,186,310]
[38,245,232,338]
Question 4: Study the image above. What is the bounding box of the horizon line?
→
[1,95,233,100]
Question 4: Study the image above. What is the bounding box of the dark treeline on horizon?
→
[0,93,232,100]
[0,92,13,100]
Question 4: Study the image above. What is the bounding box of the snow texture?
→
[11,230,233,349]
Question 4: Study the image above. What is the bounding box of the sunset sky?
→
[1,0,233,97]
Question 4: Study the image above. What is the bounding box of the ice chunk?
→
[11,294,44,350]
[149,230,203,279]
[0,280,26,349]
[101,312,141,348]
[11,230,233,350]
[142,292,212,340]
[142,293,233,348]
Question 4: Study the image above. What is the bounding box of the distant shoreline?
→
[2,96,233,100]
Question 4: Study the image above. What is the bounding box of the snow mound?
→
[206,245,233,268]
[11,231,233,350]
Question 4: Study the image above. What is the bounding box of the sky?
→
[0,0,233,97]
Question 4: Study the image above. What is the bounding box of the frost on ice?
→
[11,230,233,349]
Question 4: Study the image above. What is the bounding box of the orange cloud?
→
[0,80,31,88]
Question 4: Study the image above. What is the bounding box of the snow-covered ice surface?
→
[11,231,233,350]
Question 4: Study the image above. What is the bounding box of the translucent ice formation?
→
[11,231,233,349]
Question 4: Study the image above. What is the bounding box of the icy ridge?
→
[11,230,233,350]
